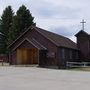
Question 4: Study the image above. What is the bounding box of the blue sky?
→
[0,0,90,42]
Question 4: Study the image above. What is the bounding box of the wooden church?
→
[8,23,90,68]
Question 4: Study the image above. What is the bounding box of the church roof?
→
[34,26,78,50]
[9,26,78,50]
[12,38,47,51]
[75,30,89,37]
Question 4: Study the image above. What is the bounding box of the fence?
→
[0,54,8,62]
[66,62,90,68]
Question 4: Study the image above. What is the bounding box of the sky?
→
[0,0,90,42]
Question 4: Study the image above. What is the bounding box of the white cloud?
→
[0,0,90,42]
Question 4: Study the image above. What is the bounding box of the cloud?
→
[25,0,81,19]
[51,27,74,37]
[35,6,80,19]
[0,0,90,42]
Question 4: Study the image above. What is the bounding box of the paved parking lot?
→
[0,66,90,90]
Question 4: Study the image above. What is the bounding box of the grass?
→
[68,67,90,71]
[0,63,90,72]
[0,62,9,66]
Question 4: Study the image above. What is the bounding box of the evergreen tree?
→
[8,16,18,43]
[0,5,35,54]
[0,19,6,54]
[0,6,14,53]
[0,19,2,32]
[12,5,35,39]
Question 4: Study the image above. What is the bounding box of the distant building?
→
[8,26,81,68]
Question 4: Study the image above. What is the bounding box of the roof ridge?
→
[35,27,76,44]
[9,25,78,50]
[36,27,69,39]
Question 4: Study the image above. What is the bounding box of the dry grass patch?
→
[69,67,90,71]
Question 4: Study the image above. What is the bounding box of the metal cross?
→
[80,19,86,31]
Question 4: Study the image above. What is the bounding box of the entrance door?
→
[17,48,38,64]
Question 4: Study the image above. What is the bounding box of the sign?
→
[47,52,55,58]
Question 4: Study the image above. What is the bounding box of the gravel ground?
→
[0,66,90,90]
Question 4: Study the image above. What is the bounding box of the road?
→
[0,66,90,90]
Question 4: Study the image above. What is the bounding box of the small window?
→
[61,48,65,59]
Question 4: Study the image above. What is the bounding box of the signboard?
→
[47,52,55,58]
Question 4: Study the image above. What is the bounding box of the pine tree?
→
[0,6,14,53]
[12,5,35,39]
[0,19,2,32]
[0,5,35,54]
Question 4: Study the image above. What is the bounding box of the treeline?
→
[0,5,35,54]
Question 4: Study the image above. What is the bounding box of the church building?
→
[8,22,90,68]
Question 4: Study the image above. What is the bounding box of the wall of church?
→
[76,33,90,60]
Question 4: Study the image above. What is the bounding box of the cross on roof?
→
[80,19,86,31]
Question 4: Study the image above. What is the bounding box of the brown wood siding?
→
[10,29,57,53]
[29,30,58,66]
[9,28,79,67]
[10,37,39,65]
[18,40,35,49]
[76,33,90,60]
[10,51,17,65]
[27,30,57,51]
[9,28,63,66]
[17,48,38,65]
[58,47,79,68]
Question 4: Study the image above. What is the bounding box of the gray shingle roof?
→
[9,26,78,50]
[35,27,78,50]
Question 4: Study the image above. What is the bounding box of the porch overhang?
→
[12,38,47,51]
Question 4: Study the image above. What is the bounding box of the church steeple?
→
[75,20,90,61]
